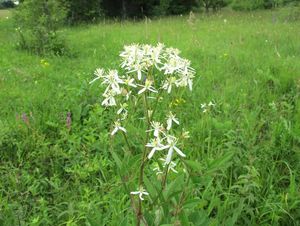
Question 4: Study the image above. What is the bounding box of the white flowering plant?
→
[90,43,195,225]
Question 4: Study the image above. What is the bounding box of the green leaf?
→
[184,160,203,172]
[206,151,235,175]
[165,173,185,199]
[111,152,122,169]
[144,174,158,199]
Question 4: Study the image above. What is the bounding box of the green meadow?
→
[0,8,300,225]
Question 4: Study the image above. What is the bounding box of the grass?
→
[0,8,300,225]
[0,9,11,19]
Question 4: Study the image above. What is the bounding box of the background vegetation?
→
[0,2,300,226]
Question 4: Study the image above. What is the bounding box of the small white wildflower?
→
[166,111,179,130]
[208,101,215,107]
[117,103,128,115]
[124,77,137,88]
[162,76,177,93]
[161,56,180,75]
[90,68,105,84]
[102,89,117,107]
[102,70,124,94]
[182,129,190,139]
[125,91,132,101]
[148,121,164,137]
[138,79,157,95]
[160,158,178,173]
[130,187,149,201]
[129,63,144,80]
[111,121,126,136]
[200,103,207,112]
[165,135,185,164]
[153,163,163,175]
[176,71,195,91]
[146,138,169,159]
[120,111,128,120]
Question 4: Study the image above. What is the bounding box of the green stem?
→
[122,131,133,155]
[136,92,151,225]
[161,163,170,190]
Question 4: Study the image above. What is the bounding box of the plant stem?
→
[161,163,170,190]
[122,131,133,155]
[136,93,151,225]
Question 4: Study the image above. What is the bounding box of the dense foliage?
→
[232,0,300,10]
[1,8,300,225]
[0,0,15,9]
[14,0,68,55]
[63,0,299,22]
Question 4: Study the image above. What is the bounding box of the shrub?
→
[231,0,265,10]
[64,0,103,24]
[0,0,15,9]
[13,0,68,56]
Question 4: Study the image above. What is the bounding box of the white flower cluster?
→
[91,43,195,107]
[201,101,216,113]
[153,158,178,175]
[146,111,185,164]
[90,43,195,201]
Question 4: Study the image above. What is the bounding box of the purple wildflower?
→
[66,112,72,130]
[21,113,30,126]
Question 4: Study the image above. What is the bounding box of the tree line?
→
[60,0,300,23]
[3,0,299,22]
[10,0,299,55]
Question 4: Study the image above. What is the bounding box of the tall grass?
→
[0,8,300,225]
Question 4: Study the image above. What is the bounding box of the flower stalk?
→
[89,43,195,224]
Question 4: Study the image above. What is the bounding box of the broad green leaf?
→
[206,151,235,175]
[111,152,122,169]
[184,160,203,172]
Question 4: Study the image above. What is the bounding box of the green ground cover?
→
[0,8,300,225]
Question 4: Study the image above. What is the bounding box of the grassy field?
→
[0,9,11,19]
[0,8,300,225]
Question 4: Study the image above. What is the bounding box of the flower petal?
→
[174,146,186,157]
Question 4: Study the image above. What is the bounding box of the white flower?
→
[138,79,157,95]
[181,129,190,139]
[153,163,163,175]
[150,43,164,67]
[146,138,169,159]
[176,71,195,91]
[161,56,181,75]
[130,187,149,201]
[160,158,178,173]
[117,103,128,115]
[102,89,117,107]
[208,101,215,107]
[125,91,132,101]
[165,135,185,164]
[201,101,215,113]
[162,76,177,93]
[124,77,137,88]
[89,68,105,84]
[111,121,126,136]
[128,63,145,80]
[200,103,207,112]
[120,111,128,120]
[166,112,179,130]
[102,70,124,94]
[148,121,164,137]
[153,158,178,175]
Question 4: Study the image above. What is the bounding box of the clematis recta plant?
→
[90,43,195,225]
